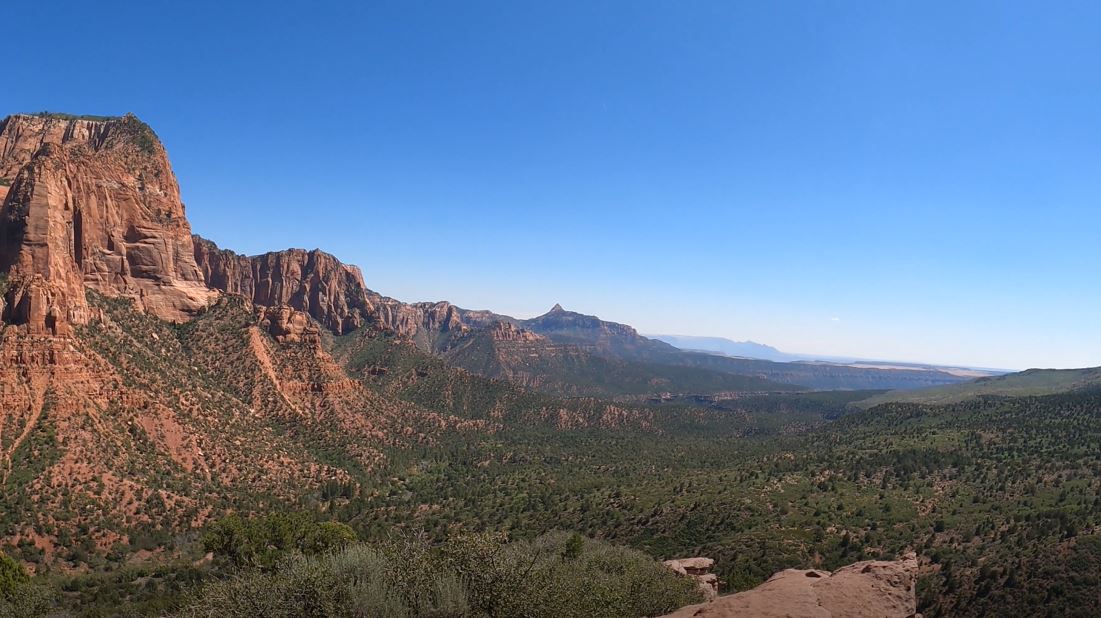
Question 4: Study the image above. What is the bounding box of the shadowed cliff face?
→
[0,113,214,333]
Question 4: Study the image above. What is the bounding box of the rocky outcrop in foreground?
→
[663,553,920,618]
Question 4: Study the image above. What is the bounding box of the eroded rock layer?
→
[0,113,214,333]
[193,235,505,341]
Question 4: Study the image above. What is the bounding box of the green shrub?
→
[325,544,431,617]
[202,513,357,570]
[0,552,28,601]
[174,557,351,618]
[500,531,703,618]
[0,551,53,618]
[302,522,358,556]
[175,530,699,618]
[29,111,116,122]
[0,584,54,618]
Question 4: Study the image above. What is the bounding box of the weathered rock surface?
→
[193,235,506,342]
[0,113,214,333]
[193,236,372,334]
[257,305,321,344]
[664,557,720,601]
[663,553,920,618]
[485,320,543,342]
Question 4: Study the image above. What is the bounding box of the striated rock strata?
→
[193,235,505,342]
[192,236,372,334]
[0,113,214,333]
[485,320,543,342]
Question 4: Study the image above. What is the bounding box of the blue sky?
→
[6,1,1100,369]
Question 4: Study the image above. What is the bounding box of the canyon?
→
[0,113,980,559]
[2,112,1036,618]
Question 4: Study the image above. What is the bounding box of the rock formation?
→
[664,557,720,601]
[193,236,372,334]
[663,553,920,618]
[257,305,321,344]
[0,113,214,333]
[193,235,506,343]
[485,320,543,342]
[523,303,672,351]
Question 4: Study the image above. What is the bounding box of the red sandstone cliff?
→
[193,235,505,342]
[0,113,214,333]
[192,236,373,335]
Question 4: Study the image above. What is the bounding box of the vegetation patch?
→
[118,113,159,153]
[27,111,118,122]
[175,527,701,618]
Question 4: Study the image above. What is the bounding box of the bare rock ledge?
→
[662,553,920,618]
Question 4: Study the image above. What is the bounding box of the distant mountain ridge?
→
[192,235,978,393]
[509,306,971,391]
[648,335,799,362]
[440,318,791,397]
[650,333,1006,377]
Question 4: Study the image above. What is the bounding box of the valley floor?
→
[6,386,1101,616]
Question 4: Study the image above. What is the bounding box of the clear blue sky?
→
[7,1,1100,370]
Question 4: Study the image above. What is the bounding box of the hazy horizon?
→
[7,1,1100,370]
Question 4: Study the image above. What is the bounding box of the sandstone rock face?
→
[664,557,720,601]
[193,235,507,342]
[486,320,543,342]
[193,236,372,335]
[663,553,920,618]
[257,305,321,344]
[0,113,214,333]
[355,297,506,346]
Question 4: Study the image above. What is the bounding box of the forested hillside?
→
[8,382,1099,616]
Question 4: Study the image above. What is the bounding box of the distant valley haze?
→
[647,334,1010,375]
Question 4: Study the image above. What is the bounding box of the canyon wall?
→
[0,113,213,333]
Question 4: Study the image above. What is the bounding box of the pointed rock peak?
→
[550,303,565,313]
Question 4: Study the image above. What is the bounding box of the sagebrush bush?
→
[175,530,700,617]
[0,582,54,618]
[499,531,702,618]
